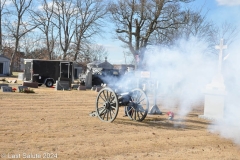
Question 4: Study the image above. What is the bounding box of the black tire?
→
[96,87,119,122]
[126,88,149,121]
[45,80,54,87]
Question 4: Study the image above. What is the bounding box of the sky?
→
[103,0,240,64]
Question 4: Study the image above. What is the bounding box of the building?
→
[2,47,25,72]
[0,55,10,76]
[87,57,113,70]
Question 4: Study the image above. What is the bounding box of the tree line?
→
[0,0,238,74]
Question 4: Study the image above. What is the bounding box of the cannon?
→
[90,87,149,122]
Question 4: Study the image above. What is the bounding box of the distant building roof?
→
[87,57,113,70]
[87,61,102,67]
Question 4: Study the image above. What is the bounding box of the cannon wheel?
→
[96,87,119,122]
[126,88,149,121]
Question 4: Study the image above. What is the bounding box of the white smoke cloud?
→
[216,0,240,6]
[209,98,240,145]
[143,37,217,116]
[102,35,240,146]
[142,36,240,146]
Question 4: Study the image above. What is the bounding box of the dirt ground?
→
[0,79,240,160]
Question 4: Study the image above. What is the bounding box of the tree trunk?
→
[9,41,18,75]
[0,13,2,52]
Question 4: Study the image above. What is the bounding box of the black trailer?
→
[23,59,74,87]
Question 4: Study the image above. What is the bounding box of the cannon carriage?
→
[90,87,149,122]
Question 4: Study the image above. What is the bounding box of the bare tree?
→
[29,0,58,60]
[88,44,108,61]
[168,6,215,54]
[209,21,239,48]
[109,0,193,68]
[73,0,108,61]
[20,33,49,59]
[183,12,239,54]
[0,0,7,53]
[74,43,108,62]
[180,8,212,39]
[4,0,38,75]
[51,0,78,60]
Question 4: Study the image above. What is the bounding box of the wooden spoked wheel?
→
[126,88,149,121]
[96,87,119,122]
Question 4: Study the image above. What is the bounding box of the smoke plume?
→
[142,36,240,146]
[144,37,217,115]
[102,35,240,146]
